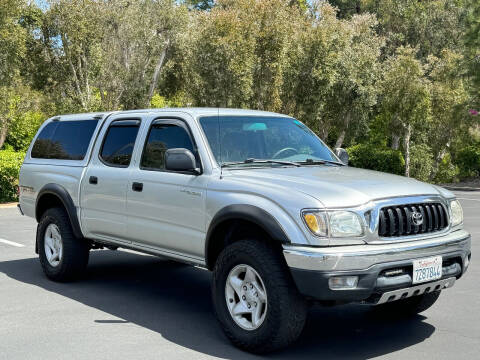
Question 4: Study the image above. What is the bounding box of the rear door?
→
[80,113,145,243]
[126,116,208,258]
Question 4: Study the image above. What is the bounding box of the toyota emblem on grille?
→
[411,211,423,226]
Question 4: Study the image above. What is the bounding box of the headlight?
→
[329,211,364,237]
[302,210,364,237]
[450,200,463,227]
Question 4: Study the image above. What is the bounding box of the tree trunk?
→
[0,122,8,149]
[404,124,412,177]
[391,134,400,150]
[335,130,346,149]
[147,39,170,105]
[335,112,351,149]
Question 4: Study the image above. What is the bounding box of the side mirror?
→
[335,148,349,165]
[165,148,200,174]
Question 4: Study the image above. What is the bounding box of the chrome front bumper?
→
[283,229,471,272]
[284,230,471,302]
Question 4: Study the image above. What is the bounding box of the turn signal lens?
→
[303,212,328,237]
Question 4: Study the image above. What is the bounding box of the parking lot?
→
[0,191,479,360]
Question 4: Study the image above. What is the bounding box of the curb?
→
[0,202,18,209]
[442,186,480,192]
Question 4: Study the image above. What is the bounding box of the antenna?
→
[218,107,222,178]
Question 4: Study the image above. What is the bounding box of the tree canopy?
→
[0,0,479,186]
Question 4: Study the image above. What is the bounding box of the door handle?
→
[132,182,143,192]
[89,176,98,185]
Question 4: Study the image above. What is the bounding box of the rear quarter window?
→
[31,120,99,160]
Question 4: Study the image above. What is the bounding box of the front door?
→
[126,118,208,259]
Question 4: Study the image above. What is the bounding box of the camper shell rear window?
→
[31,119,99,160]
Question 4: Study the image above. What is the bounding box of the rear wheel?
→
[38,207,89,282]
[212,239,307,354]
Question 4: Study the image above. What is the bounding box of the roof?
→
[55,108,292,121]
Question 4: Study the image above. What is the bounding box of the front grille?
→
[378,203,449,237]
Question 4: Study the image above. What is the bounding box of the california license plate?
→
[412,256,443,284]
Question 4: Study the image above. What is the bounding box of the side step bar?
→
[375,277,456,305]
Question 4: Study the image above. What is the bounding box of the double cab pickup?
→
[18,108,471,353]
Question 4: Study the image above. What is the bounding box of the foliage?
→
[0,149,24,202]
[456,145,480,178]
[378,46,431,177]
[1,0,480,202]
[464,0,480,103]
[433,154,460,184]
[409,144,435,182]
[347,143,405,175]
[6,110,45,151]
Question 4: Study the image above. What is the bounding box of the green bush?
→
[410,144,435,182]
[5,110,45,152]
[456,145,480,179]
[347,143,405,175]
[433,154,460,184]
[0,150,25,203]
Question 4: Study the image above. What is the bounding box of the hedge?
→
[456,145,480,178]
[0,150,25,203]
[346,143,405,175]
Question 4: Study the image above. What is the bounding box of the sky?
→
[34,0,49,10]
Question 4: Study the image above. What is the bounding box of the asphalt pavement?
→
[0,191,479,359]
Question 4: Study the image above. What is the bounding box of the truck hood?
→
[223,166,451,208]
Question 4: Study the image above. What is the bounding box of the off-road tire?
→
[38,207,89,282]
[212,239,307,354]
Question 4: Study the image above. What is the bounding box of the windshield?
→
[199,116,339,166]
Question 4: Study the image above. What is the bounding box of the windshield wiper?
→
[221,158,301,168]
[297,158,345,166]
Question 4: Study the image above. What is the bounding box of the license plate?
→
[412,256,443,284]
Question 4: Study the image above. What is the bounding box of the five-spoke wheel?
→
[225,264,268,330]
[44,223,63,267]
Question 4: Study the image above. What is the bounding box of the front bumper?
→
[283,230,471,303]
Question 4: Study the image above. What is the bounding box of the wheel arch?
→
[205,204,290,270]
[36,183,83,240]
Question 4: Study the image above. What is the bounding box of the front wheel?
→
[212,239,307,354]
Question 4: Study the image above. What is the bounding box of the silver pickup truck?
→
[18,108,471,353]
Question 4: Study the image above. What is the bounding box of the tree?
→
[284,2,382,146]
[0,0,28,148]
[247,0,301,111]
[464,0,480,104]
[97,0,189,109]
[364,0,467,59]
[379,47,431,177]
[283,2,345,139]
[427,50,471,164]
[187,1,256,107]
[46,0,104,111]
[323,13,383,149]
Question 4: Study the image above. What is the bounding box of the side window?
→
[100,120,140,167]
[141,122,195,171]
[31,120,99,160]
